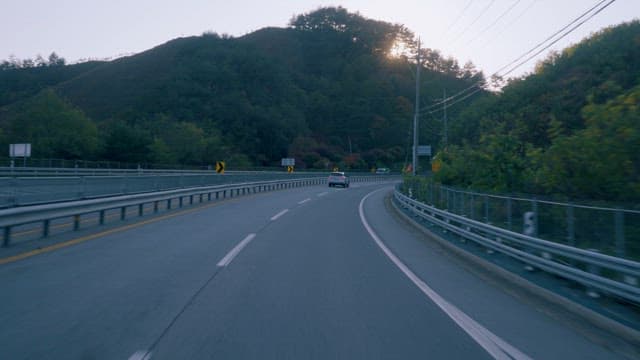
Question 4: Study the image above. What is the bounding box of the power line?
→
[478,0,538,48]
[420,82,481,114]
[492,0,611,76]
[465,0,524,46]
[420,0,617,114]
[498,0,617,78]
[449,0,497,44]
[443,0,473,36]
[427,87,483,116]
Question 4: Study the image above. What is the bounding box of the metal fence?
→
[0,178,323,247]
[401,178,640,262]
[0,175,397,247]
[0,173,326,208]
[393,188,640,305]
[0,173,396,208]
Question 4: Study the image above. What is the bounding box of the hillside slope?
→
[437,20,640,202]
[0,7,481,168]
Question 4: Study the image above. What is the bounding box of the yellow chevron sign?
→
[216,161,225,174]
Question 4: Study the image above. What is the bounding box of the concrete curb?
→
[387,192,640,359]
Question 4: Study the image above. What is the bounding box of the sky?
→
[1,0,637,78]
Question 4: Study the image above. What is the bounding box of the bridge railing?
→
[394,187,640,305]
[0,172,328,208]
[0,177,328,248]
[0,175,395,248]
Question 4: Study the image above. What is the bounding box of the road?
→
[0,182,629,359]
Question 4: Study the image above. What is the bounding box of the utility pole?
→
[412,38,421,176]
[443,88,448,148]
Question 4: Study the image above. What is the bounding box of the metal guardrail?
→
[0,175,395,247]
[394,189,640,305]
[0,177,324,247]
[402,178,640,262]
[0,172,329,208]
[0,170,393,208]
[0,166,341,177]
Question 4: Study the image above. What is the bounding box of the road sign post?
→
[10,143,31,167]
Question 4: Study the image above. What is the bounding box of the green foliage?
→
[539,85,640,201]
[0,89,98,159]
[0,61,103,107]
[0,7,483,170]
[436,20,640,202]
[100,121,151,163]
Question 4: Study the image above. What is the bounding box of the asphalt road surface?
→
[0,182,629,359]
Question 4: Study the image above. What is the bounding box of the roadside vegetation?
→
[1,8,638,202]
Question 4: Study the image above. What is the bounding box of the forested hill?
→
[437,20,640,202]
[0,7,482,169]
[2,8,636,202]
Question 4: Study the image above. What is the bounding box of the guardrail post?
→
[429,182,434,204]
[208,193,211,201]
[43,219,50,238]
[154,201,159,213]
[79,177,86,199]
[2,226,10,247]
[74,215,80,231]
[586,249,602,298]
[120,207,126,221]
[446,188,450,211]
[8,178,17,207]
[179,197,183,208]
[470,195,475,221]
[615,210,625,258]
[167,199,172,210]
[189,195,194,205]
[531,200,538,237]
[506,198,512,231]
[99,210,105,225]
[567,205,575,247]
[138,204,144,217]
[484,195,489,223]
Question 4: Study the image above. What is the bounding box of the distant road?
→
[0,183,628,359]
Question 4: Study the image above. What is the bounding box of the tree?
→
[539,85,640,201]
[4,89,98,159]
[48,52,65,66]
[101,121,151,163]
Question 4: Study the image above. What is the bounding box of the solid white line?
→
[270,209,289,221]
[317,192,328,197]
[298,198,312,205]
[128,350,152,360]
[358,189,531,360]
[217,234,256,267]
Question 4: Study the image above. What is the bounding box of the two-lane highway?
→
[0,182,630,359]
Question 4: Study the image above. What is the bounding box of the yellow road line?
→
[0,199,229,266]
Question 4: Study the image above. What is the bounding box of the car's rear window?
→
[330,172,344,176]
